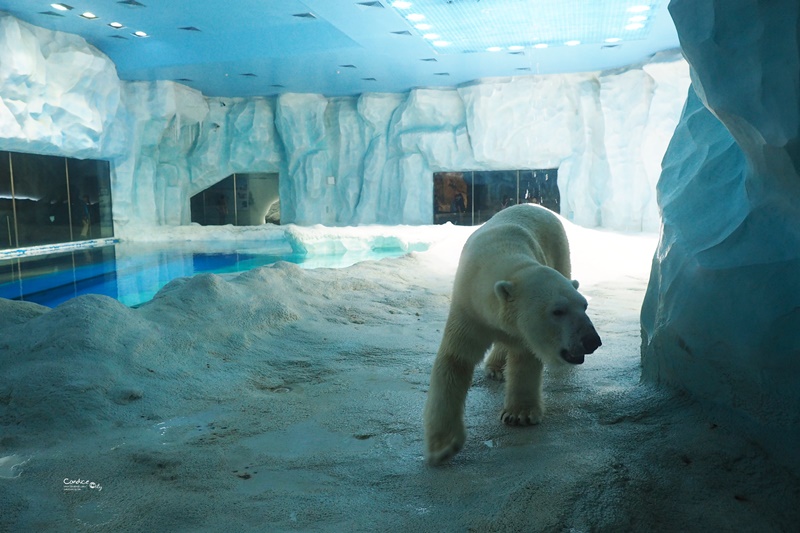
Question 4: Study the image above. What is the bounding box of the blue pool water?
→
[0,240,418,308]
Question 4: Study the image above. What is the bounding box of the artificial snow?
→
[1,222,798,531]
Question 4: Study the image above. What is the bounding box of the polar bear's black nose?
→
[582,331,602,354]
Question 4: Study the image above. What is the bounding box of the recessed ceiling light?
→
[508,45,524,51]
[533,43,548,49]
[486,46,502,52]
[423,33,440,40]
[625,22,644,30]
[80,12,98,19]
[565,40,581,46]
[604,37,622,43]
[392,1,412,8]
[132,30,148,37]
[627,5,651,13]
[406,13,425,22]
[414,23,431,30]
[432,40,451,47]
[50,3,73,11]
[109,22,124,29]
[628,15,647,22]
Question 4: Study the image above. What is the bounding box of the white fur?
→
[423,204,601,465]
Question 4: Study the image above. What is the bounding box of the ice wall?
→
[0,12,689,237]
[641,0,800,432]
[0,14,124,159]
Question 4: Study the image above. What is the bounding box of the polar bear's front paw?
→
[425,426,466,466]
[501,406,543,426]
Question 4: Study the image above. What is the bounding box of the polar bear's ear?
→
[571,279,580,289]
[494,281,515,302]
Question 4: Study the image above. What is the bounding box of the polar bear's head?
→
[494,266,601,365]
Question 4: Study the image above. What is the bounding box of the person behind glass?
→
[80,195,91,238]
[453,192,466,213]
[217,194,229,225]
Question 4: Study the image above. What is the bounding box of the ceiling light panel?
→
[390,0,662,53]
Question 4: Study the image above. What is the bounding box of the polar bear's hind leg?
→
[484,343,507,380]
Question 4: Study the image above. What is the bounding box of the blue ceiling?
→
[0,0,680,98]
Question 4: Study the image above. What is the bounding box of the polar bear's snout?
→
[582,329,602,354]
[560,322,602,365]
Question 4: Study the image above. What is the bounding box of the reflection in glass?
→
[68,158,114,240]
[0,151,114,251]
[0,152,14,248]
[191,173,280,226]
[11,152,71,247]
[433,168,560,226]
[433,171,469,225]
[472,170,517,224]
[520,169,560,213]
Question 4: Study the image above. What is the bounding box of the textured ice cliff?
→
[0,12,689,237]
[0,14,124,158]
[641,0,800,432]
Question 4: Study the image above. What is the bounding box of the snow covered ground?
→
[0,221,798,532]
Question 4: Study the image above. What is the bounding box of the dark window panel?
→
[433,168,560,226]
[190,173,279,226]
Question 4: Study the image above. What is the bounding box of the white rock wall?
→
[641,0,800,433]
[0,13,124,159]
[0,12,689,237]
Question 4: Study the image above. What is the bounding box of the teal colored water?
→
[0,240,417,308]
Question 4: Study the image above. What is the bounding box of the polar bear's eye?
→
[552,308,567,317]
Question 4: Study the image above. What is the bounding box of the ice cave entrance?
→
[433,169,560,225]
[190,172,280,226]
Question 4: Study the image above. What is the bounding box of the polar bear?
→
[423,203,601,465]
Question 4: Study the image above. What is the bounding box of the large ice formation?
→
[0,12,689,237]
[641,0,800,433]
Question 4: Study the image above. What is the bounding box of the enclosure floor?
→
[1,223,797,532]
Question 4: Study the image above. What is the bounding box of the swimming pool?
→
[0,240,420,308]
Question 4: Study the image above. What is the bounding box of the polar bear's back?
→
[464,204,571,278]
